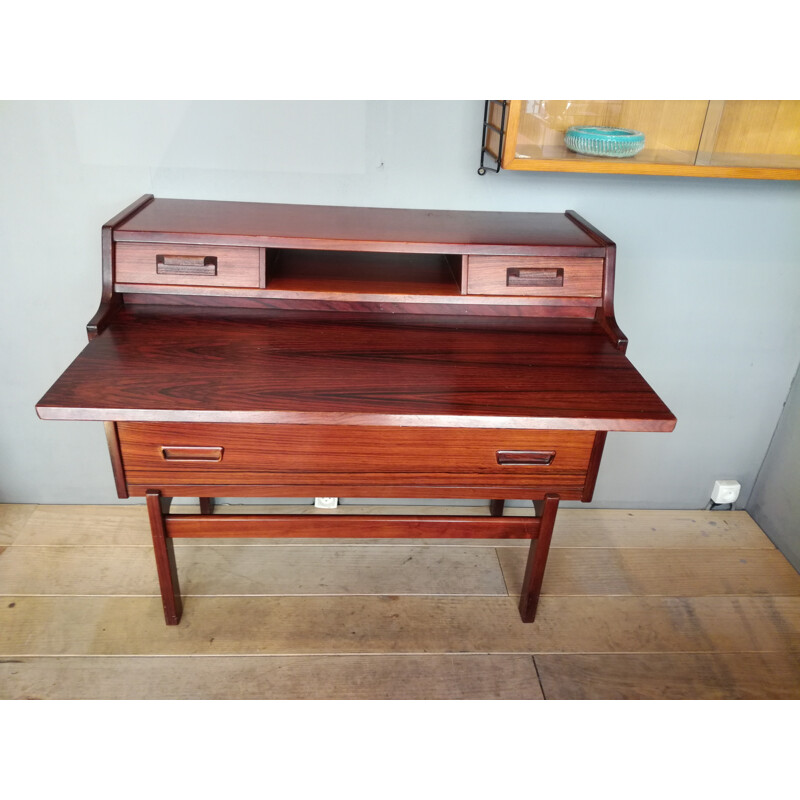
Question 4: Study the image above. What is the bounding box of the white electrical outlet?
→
[711,480,740,504]
[314,497,339,509]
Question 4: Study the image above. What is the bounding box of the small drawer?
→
[467,256,604,297]
[115,243,261,288]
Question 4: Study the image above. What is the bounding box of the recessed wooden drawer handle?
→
[496,450,555,466]
[160,446,224,462]
[506,267,564,287]
[156,254,218,277]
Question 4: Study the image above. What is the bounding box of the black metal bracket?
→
[478,100,507,175]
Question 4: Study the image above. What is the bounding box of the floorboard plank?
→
[0,504,37,547]
[535,652,800,699]
[551,509,772,549]
[2,595,798,656]
[0,544,507,596]
[498,547,800,596]
[12,505,151,546]
[0,654,543,700]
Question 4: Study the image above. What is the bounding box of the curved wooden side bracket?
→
[565,210,628,353]
[87,194,154,340]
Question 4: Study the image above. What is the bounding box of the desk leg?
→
[146,490,183,625]
[489,499,505,517]
[199,497,215,515]
[518,494,559,623]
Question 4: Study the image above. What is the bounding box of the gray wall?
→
[748,363,800,570]
[2,100,800,507]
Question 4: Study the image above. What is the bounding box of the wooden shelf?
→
[266,249,462,298]
[515,144,698,168]
[489,101,800,180]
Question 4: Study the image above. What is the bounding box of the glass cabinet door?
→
[499,100,800,179]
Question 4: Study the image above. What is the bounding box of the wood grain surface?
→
[117,422,595,490]
[3,595,798,655]
[121,290,602,316]
[163,514,539,540]
[115,242,261,288]
[88,194,153,338]
[36,308,676,430]
[0,654,544,700]
[535,652,800,700]
[0,504,36,547]
[113,198,605,254]
[498,547,800,596]
[0,543,511,596]
[5,540,792,598]
[467,256,604,297]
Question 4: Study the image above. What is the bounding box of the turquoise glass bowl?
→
[564,126,645,158]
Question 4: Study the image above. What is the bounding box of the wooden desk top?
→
[37,307,675,431]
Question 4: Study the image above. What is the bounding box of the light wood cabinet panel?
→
[481,100,800,180]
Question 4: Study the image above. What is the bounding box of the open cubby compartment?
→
[265,248,463,298]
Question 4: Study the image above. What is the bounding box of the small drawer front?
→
[115,243,261,288]
[467,256,604,297]
[118,422,596,491]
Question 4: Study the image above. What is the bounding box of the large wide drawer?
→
[115,242,261,288]
[117,422,596,490]
[467,256,604,297]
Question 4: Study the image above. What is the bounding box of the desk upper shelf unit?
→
[98,197,615,316]
[40,196,673,432]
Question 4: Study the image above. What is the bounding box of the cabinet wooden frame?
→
[497,100,800,180]
[37,196,675,627]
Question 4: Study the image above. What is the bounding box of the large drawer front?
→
[467,256,604,297]
[118,422,595,490]
[115,243,261,288]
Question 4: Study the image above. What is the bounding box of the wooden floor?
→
[1,503,799,699]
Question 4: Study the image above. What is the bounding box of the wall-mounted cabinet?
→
[481,100,800,180]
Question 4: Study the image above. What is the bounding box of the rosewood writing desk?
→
[36,196,675,626]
